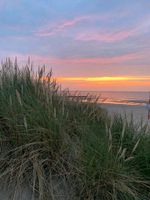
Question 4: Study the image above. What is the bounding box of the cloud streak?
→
[76,29,136,43]
[43,52,141,65]
[35,13,111,37]
[13,52,142,66]
[76,15,150,43]
[36,16,91,37]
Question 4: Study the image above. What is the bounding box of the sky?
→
[0,0,150,91]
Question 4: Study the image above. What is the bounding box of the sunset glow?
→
[0,1,150,91]
[56,76,150,91]
[57,76,150,82]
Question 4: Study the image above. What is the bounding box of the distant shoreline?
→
[69,91,149,107]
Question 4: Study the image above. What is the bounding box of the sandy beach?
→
[101,103,150,125]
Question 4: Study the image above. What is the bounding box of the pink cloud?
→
[36,16,91,37]
[11,51,143,66]
[36,14,109,37]
[76,15,150,43]
[36,12,150,41]
[76,29,136,42]
[36,11,134,38]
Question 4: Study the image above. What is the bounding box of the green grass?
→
[0,58,150,200]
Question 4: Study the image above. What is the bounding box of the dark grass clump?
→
[0,59,150,200]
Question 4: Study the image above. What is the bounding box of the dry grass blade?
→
[121,122,126,142]
[16,89,22,106]
[131,138,140,154]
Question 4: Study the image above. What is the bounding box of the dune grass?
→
[0,59,150,200]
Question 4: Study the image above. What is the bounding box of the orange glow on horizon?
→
[56,76,150,82]
[54,76,150,91]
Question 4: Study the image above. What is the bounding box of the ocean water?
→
[68,91,150,123]
[71,91,150,106]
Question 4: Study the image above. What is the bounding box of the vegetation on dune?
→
[0,59,150,200]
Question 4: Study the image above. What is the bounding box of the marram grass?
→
[0,59,150,199]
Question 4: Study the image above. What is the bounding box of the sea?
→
[68,91,150,123]
[70,91,150,107]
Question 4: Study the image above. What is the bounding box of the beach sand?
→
[100,103,150,125]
